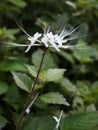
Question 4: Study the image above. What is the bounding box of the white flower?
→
[42,30,60,51]
[41,26,80,51]
[6,26,81,52]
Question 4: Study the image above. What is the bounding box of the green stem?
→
[16,47,47,130]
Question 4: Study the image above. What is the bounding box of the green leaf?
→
[76,81,90,96]
[40,68,66,82]
[0,61,27,72]
[1,27,19,40]
[91,81,98,93]
[11,71,32,92]
[25,65,37,77]
[32,49,56,70]
[73,40,93,63]
[0,81,8,95]
[0,115,7,129]
[7,0,27,8]
[86,104,97,112]
[40,92,69,106]
[58,50,75,64]
[60,78,76,93]
[23,116,55,130]
[4,85,20,110]
[60,112,98,130]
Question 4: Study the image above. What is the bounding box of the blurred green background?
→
[0,0,98,130]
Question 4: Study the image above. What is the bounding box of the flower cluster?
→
[7,26,80,52]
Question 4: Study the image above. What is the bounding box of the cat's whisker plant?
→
[6,25,86,130]
[1,1,98,130]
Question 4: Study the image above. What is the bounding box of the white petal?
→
[25,44,32,53]
[42,37,48,47]
[34,32,42,39]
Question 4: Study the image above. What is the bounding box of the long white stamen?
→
[6,42,40,47]
[17,23,31,37]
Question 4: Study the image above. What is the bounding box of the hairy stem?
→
[16,47,47,130]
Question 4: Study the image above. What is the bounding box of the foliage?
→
[0,0,98,130]
[60,112,98,130]
[23,116,56,130]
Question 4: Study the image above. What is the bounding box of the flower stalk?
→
[16,47,47,130]
[8,25,83,130]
